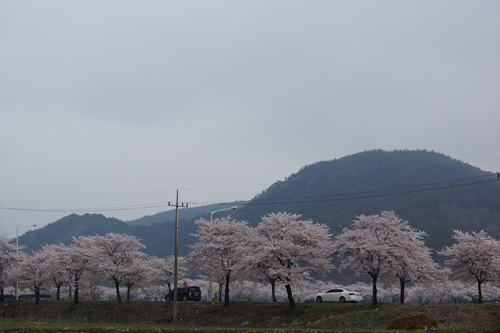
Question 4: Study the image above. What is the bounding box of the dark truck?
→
[165,286,202,301]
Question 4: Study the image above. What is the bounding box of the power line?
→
[247,175,493,204]
[0,189,178,198]
[0,183,269,198]
[0,201,169,213]
[242,176,498,206]
[1,155,497,200]
[0,174,497,213]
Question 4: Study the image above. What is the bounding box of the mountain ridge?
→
[231,149,499,249]
[17,149,500,256]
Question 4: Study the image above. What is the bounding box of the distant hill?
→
[18,150,500,258]
[19,203,244,256]
[19,213,195,257]
[231,149,500,249]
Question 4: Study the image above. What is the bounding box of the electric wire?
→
[243,178,497,206]
[244,175,493,204]
[0,184,269,198]
[1,174,497,213]
[0,201,169,213]
[2,156,497,200]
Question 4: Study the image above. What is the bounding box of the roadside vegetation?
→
[1,301,499,332]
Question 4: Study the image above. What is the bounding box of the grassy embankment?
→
[1,301,499,332]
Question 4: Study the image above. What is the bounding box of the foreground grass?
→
[1,301,499,332]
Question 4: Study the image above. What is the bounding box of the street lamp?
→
[208,206,238,301]
[210,206,238,222]
[15,224,37,300]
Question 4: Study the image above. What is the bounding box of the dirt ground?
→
[1,301,499,332]
[387,312,439,330]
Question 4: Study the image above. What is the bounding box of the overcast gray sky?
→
[1,0,499,237]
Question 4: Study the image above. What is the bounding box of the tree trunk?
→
[224,273,230,306]
[0,285,4,302]
[477,280,483,304]
[126,282,134,301]
[285,284,296,308]
[53,277,62,301]
[166,284,172,303]
[114,279,122,303]
[74,280,79,305]
[371,273,378,305]
[270,279,277,302]
[399,277,406,304]
[218,284,223,302]
[35,286,40,304]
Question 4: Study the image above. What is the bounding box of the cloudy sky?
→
[1,0,499,237]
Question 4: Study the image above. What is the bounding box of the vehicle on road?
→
[165,286,202,301]
[315,288,363,303]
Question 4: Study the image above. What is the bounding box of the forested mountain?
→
[18,150,500,256]
[233,150,500,249]
[19,213,194,257]
[19,204,243,256]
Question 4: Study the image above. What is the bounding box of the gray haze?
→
[1,0,499,236]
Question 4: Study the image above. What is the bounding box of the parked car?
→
[315,288,363,303]
[165,286,202,301]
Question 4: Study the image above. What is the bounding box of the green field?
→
[0,301,499,332]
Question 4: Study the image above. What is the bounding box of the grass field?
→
[1,301,499,332]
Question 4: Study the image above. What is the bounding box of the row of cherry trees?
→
[0,233,187,304]
[189,212,334,307]
[333,212,500,305]
[1,210,499,306]
[189,210,500,306]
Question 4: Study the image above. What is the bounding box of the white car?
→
[315,288,363,303]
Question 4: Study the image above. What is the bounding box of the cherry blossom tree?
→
[383,221,445,304]
[252,212,334,308]
[40,244,70,300]
[89,233,147,303]
[61,236,96,304]
[439,230,500,304]
[332,210,422,305]
[12,250,52,304]
[149,255,188,302]
[189,216,252,306]
[212,265,230,302]
[253,258,281,302]
[122,257,156,301]
[0,237,17,301]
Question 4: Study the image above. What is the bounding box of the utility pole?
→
[168,189,188,323]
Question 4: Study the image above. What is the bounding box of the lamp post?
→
[208,206,238,301]
[15,224,37,300]
[210,206,238,222]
